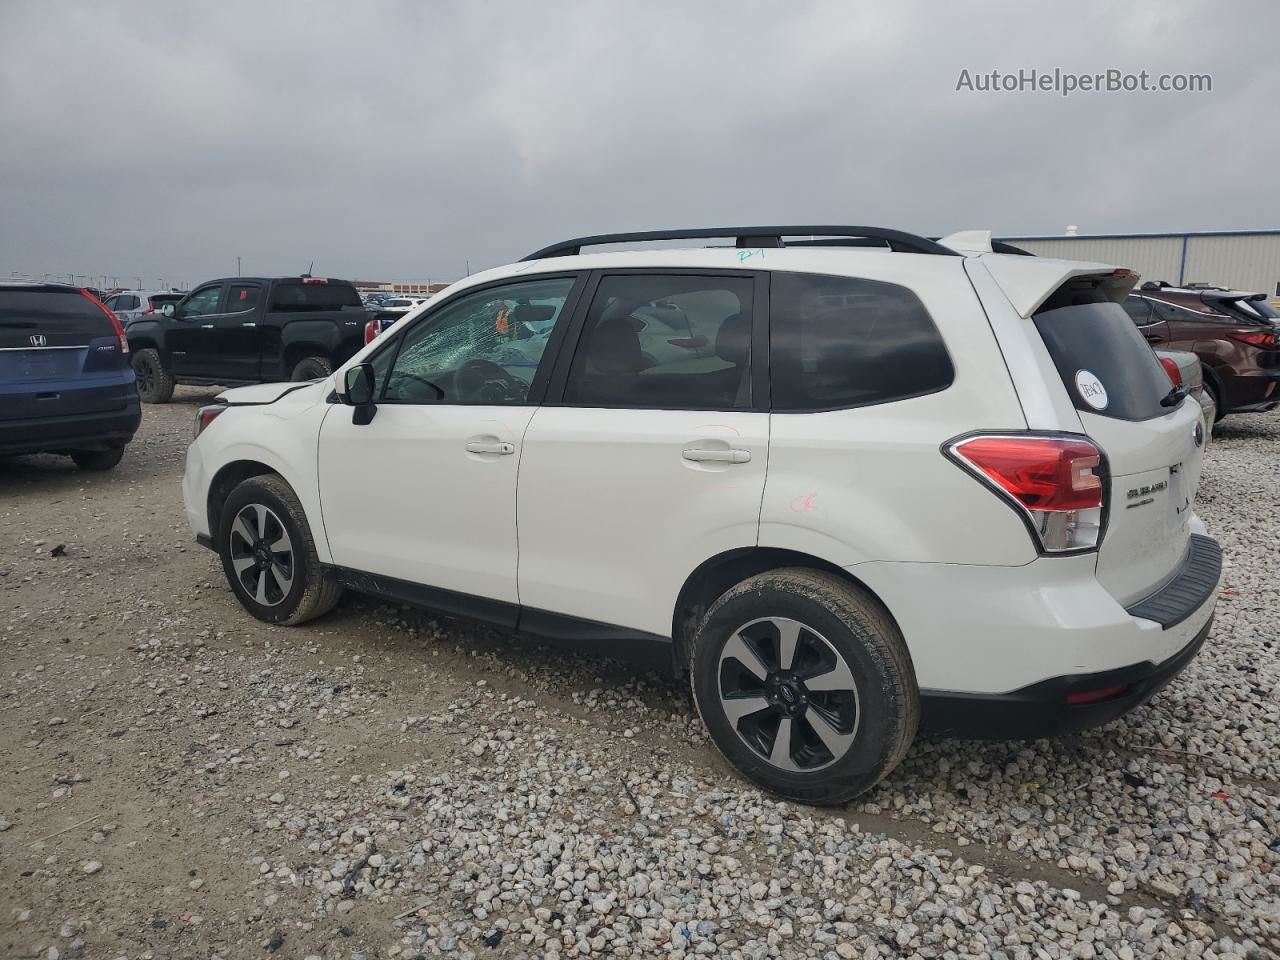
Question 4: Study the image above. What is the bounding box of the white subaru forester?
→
[183,226,1220,805]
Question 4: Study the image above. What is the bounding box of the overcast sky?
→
[2,0,1277,287]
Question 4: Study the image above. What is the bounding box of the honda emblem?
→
[29,334,47,347]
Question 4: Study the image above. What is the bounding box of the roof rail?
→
[521,226,960,261]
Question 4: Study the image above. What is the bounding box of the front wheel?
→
[690,568,918,805]
[217,475,343,625]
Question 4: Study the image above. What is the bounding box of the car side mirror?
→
[161,304,176,318]
[343,362,377,425]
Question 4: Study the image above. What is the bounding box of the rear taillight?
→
[364,319,381,345]
[1229,330,1277,348]
[1158,356,1182,386]
[947,434,1105,553]
[80,288,129,353]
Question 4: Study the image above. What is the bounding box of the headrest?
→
[714,312,750,365]
[588,316,645,375]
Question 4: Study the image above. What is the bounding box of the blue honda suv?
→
[0,281,140,470]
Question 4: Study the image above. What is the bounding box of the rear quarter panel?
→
[760,258,1037,568]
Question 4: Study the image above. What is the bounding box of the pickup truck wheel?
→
[70,445,126,471]
[290,355,333,382]
[132,348,175,403]
[217,474,343,626]
[690,568,918,806]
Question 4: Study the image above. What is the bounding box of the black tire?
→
[132,348,175,403]
[290,355,333,382]
[690,568,918,806]
[70,446,126,471]
[217,474,343,625]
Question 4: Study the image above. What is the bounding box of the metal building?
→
[996,229,1280,301]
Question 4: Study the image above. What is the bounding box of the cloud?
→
[1,0,1277,286]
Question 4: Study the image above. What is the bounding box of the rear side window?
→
[769,272,953,411]
[228,284,261,311]
[0,288,115,348]
[563,274,754,410]
[269,280,363,312]
[1033,279,1172,421]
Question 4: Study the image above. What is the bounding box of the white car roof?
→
[446,244,1126,321]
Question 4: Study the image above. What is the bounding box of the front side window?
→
[381,276,575,404]
[770,272,953,411]
[563,274,754,409]
[182,286,223,318]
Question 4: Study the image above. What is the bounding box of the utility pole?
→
[237,256,241,277]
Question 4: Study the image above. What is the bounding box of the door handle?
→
[200,324,214,329]
[683,447,751,464]
[241,322,257,328]
[465,440,515,455]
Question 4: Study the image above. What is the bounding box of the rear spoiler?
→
[979,257,1138,318]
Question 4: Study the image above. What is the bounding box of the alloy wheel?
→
[228,503,295,607]
[135,356,156,394]
[717,617,860,772]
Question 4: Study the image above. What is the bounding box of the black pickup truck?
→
[125,276,369,402]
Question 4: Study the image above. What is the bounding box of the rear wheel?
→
[217,475,343,625]
[290,354,333,382]
[70,446,125,471]
[690,568,918,805]
[132,348,174,403]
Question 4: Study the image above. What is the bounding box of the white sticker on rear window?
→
[1075,369,1108,410]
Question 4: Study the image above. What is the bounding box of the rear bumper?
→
[920,612,1212,739]
[0,401,141,456]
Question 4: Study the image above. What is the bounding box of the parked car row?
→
[181,226,1224,804]
[1123,282,1280,422]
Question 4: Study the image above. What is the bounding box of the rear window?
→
[770,272,953,411]
[1228,297,1279,322]
[0,288,114,348]
[268,280,363,312]
[1033,278,1172,421]
[150,293,183,307]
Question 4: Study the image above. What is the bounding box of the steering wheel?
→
[455,358,524,403]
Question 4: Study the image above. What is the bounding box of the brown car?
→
[1123,283,1280,420]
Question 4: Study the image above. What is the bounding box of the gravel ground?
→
[1,389,1277,960]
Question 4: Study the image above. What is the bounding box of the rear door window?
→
[1033,279,1172,421]
[562,273,754,410]
[769,271,953,411]
[0,288,116,347]
[228,284,261,312]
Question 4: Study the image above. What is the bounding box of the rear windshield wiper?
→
[1160,384,1189,408]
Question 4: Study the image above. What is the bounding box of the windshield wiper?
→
[1160,384,1189,408]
